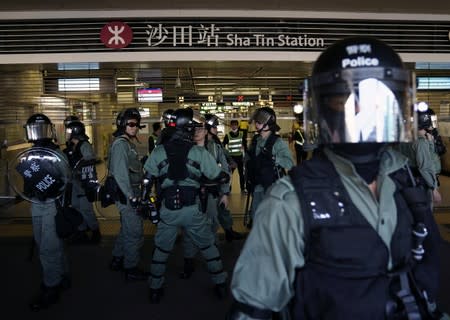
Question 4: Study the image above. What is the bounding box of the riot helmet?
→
[66,121,89,141]
[173,108,195,131]
[24,113,55,142]
[161,108,176,127]
[116,107,142,128]
[250,107,279,133]
[303,36,415,149]
[416,102,435,130]
[113,108,143,137]
[64,115,80,128]
[417,111,432,130]
[204,113,220,131]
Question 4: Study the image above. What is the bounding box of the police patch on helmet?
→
[9,147,70,203]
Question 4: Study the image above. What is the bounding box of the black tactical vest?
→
[248,134,283,190]
[289,153,417,320]
[64,140,85,169]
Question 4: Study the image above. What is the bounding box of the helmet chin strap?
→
[257,124,271,134]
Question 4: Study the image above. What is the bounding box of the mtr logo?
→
[100,21,133,49]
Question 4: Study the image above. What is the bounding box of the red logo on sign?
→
[237,95,244,102]
[100,21,133,49]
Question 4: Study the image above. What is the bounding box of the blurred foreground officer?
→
[108,108,147,281]
[16,114,71,311]
[142,108,229,303]
[229,37,447,319]
[245,107,294,227]
[64,120,101,244]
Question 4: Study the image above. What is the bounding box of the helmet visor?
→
[25,123,54,141]
[250,109,272,125]
[305,70,415,145]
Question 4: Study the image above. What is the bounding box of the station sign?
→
[1,18,450,54]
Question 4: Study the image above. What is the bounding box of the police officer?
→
[203,114,244,242]
[245,107,294,227]
[292,119,307,165]
[181,114,243,278]
[19,114,71,311]
[228,37,445,319]
[63,120,101,244]
[223,119,247,193]
[428,108,447,158]
[427,108,446,190]
[397,107,442,205]
[142,108,229,303]
[108,108,147,281]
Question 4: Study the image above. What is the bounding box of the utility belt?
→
[161,185,198,210]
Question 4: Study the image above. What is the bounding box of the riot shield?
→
[9,147,70,204]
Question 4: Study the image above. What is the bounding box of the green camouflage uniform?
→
[109,135,144,269]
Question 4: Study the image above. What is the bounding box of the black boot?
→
[149,288,164,304]
[29,284,60,311]
[124,267,148,281]
[179,258,195,279]
[214,282,228,299]
[90,228,102,244]
[225,228,245,242]
[109,256,124,272]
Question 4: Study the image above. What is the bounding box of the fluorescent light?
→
[417,77,450,90]
[57,63,99,70]
[415,62,450,70]
[58,78,100,91]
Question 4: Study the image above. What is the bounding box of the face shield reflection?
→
[65,128,73,141]
[430,114,438,129]
[25,123,54,142]
[321,78,406,143]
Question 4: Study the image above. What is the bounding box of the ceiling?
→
[0,59,449,125]
[38,61,314,104]
[37,60,448,103]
